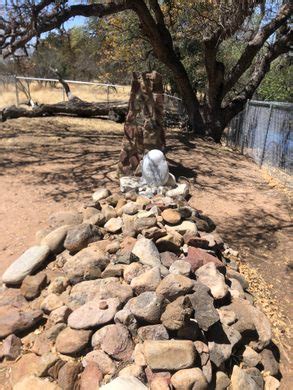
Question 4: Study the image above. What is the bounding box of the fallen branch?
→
[1,97,128,122]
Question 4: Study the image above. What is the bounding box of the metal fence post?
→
[14,76,19,106]
[259,103,273,167]
[240,99,250,154]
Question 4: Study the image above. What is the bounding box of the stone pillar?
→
[118,71,165,176]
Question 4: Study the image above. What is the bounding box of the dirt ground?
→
[0,116,292,386]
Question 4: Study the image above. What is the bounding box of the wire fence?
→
[0,75,185,114]
[225,100,293,186]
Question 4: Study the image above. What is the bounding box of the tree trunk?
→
[201,104,226,143]
[170,62,205,135]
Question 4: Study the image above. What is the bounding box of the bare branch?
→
[0,1,130,58]
[222,3,292,97]
[223,27,292,122]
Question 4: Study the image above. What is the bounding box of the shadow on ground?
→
[0,116,292,386]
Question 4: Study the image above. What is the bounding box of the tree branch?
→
[222,3,292,98]
[223,28,292,122]
[1,1,131,58]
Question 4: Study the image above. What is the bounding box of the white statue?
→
[141,149,170,186]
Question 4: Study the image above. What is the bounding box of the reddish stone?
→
[79,362,103,390]
[183,233,209,249]
[0,334,22,360]
[185,247,225,273]
[160,252,178,268]
[31,332,53,356]
[120,236,137,255]
[145,367,171,390]
[11,353,40,385]
[58,361,82,390]
[0,288,27,308]
[0,305,43,338]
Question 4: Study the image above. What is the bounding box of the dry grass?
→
[0,81,131,109]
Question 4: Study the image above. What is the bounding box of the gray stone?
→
[166,220,197,235]
[49,305,71,324]
[131,237,161,267]
[166,183,189,199]
[128,291,165,324]
[217,307,237,326]
[123,263,145,283]
[215,371,231,390]
[226,298,272,351]
[208,323,242,367]
[161,296,193,331]
[171,368,208,390]
[68,279,102,309]
[104,217,123,233]
[20,272,47,300]
[242,346,261,367]
[40,293,64,314]
[260,348,279,376]
[68,298,120,329]
[188,282,219,331]
[169,260,191,276]
[100,376,147,390]
[101,263,125,278]
[99,280,133,305]
[82,350,116,375]
[137,324,169,341]
[92,188,110,202]
[230,366,259,390]
[195,262,228,300]
[263,375,280,390]
[114,309,137,335]
[47,276,68,295]
[156,231,183,252]
[63,247,109,284]
[92,324,134,360]
[64,223,101,253]
[2,245,50,285]
[41,225,69,254]
[55,327,91,356]
[229,277,245,299]
[156,274,194,301]
[122,202,141,215]
[143,340,196,370]
[130,266,161,295]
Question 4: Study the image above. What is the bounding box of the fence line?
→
[225,99,293,185]
[0,74,185,114]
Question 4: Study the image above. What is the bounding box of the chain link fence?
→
[225,100,293,187]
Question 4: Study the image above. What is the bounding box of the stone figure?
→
[141,149,170,186]
[118,71,165,176]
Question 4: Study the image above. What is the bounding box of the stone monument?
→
[118,71,165,176]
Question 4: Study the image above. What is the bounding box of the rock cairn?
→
[0,187,280,389]
[118,71,166,176]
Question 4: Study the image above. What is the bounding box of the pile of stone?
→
[0,187,280,389]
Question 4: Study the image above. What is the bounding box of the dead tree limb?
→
[1,99,128,122]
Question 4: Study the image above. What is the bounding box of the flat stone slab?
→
[68,298,120,329]
[143,340,196,370]
[2,245,50,285]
